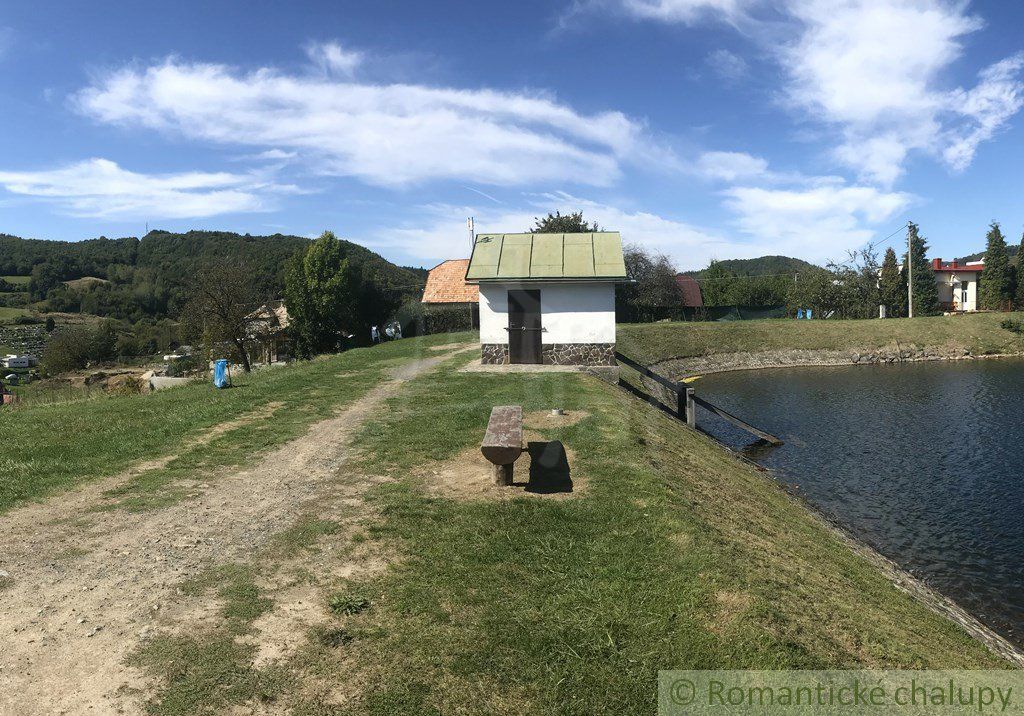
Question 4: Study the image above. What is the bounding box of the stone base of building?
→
[480,343,615,366]
[542,343,616,366]
[481,344,509,364]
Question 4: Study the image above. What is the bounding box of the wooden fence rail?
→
[614,351,782,446]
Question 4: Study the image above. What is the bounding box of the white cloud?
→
[705,48,748,81]
[607,0,758,24]
[74,54,661,188]
[0,158,277,219]
[597,0,1024,184]
[697,150,769,181]
[304,40,363,77]
[942,53,1024,171]
[365,192,764,269]
[723,183,913,260]
[778,0,1022,184]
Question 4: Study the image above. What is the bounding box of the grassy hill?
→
[0,333,1010,713]
[0,230,426,322]
[683,255,819,277]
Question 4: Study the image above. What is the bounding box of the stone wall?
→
[542,343,616,366]
[480,342,616,366]
[481,344,509,364]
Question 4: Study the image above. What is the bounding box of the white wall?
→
[478,282,616,344]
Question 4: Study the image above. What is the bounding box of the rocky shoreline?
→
[651,345,1024,379]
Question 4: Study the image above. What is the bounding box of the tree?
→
[284,231,358,358]
[615,245,683,322]
[903,223,939,316]
[979,221,1013,310]
[878,247,906,317]
[530,211,600,233]
[180,258,266,372]
[700,261,736,307]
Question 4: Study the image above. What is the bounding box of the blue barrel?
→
[213,359,229,388]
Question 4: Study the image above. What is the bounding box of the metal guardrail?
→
[614,351,783,445]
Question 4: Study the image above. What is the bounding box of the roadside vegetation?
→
[272,351,1005,713]
[617,312,1024,364]
[2,332,1011,714]
[0,332,472,513]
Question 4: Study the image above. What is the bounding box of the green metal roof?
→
[465,232,627,282]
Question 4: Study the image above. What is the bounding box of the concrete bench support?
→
[481,405,523,486]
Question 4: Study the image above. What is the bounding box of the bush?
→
[393,300,475,337]
[166,354,205,377]
[1000,318,1023,334]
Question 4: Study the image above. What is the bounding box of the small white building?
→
[932,258,984,312]
[2,354,32,369]
[465,232,627,365]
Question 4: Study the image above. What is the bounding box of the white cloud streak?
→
[74,55,662,188]
[723,183,913,260]
[0,158,279,219]
[596,0,1024,184]
[304,40,363,77]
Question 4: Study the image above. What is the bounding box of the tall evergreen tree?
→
[978,221,1013,310]
[284,231,358,358]
[902,223,939,316]
[878,246,906,317]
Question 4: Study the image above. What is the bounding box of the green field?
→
[2,331,1009,713]
[0,306,30,322]
[1,275,30,286]
[618,312,1024,364]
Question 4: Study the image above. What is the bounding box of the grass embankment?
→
[134,351,1000,715]
[5,335,1009,712]
[0,333,472,513]
[618,312,1024,364]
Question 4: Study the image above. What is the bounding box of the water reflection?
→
[696,359,1024,646]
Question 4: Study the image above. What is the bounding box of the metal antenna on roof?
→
[467,217,475,254]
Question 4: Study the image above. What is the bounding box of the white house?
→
[464,232,627,365]
[932,258,984,312]
[2,355,32,369]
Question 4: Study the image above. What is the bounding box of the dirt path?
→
[0,349,464,715]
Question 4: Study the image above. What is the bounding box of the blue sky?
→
[1,0,1023,270]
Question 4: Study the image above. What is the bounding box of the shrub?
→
[1000,318,1023,334]
[393,300,475,337]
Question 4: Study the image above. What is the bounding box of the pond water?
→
[695,359,1024,647]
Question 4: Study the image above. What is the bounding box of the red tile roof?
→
[675,274,703,307]
[422,259,479,304]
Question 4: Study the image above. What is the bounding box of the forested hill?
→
[0,230,426,321]
[684,255,819,278]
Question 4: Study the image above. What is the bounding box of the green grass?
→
[0,332,475,513]
[0,305,30,322]
[131,561,288,715]
[617,312,1024,364]
[288,360,1006,714]
[1,275,30,286]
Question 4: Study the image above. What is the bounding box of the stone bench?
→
[480,405,523,486]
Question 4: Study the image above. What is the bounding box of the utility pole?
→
[906,221,914,319]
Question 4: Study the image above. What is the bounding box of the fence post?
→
[685,387,696,429]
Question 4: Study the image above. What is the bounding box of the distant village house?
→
[674,274,704,308]
[931,258,984,312]
[465,232,627,366]
[245,300,291,364]
[421,259,480,327]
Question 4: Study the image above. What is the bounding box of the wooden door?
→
[508,289,542,364]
